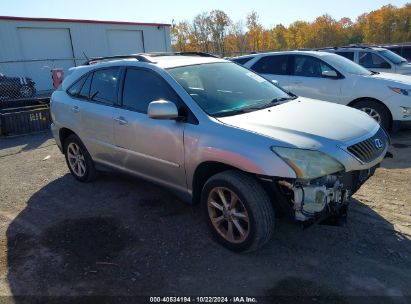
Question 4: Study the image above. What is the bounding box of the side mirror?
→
[322,70,338,78]
[148,100,179,120]
[380,61,391,69]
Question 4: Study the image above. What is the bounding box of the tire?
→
[19,85,35,98]
[353,99,391,131]
[201,170,275,252]
[64,134,97,182]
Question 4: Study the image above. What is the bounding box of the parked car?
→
[51,53,389,252]
[319,46,411,75]
[0,72,36,99]
[231,51,411,131]
[380,44,411,61]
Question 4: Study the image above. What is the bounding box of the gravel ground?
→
[0,131,410,302]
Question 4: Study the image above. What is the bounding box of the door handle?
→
[71,106,80,113]
[293,80,302,84]
[114,116,128,125]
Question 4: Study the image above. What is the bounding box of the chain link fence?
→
[0,58,84,136]
[0,58,85,103]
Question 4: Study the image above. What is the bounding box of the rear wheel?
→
[64,134,97,182]
[201,170,275,252]
[353,99,391,131]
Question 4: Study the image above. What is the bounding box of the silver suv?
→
[322,46,411,75]
[51,53,389,252]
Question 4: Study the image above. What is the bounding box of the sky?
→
[1,0,410,27]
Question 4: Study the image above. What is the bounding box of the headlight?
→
[271,147,344,180]
[389,86,411,96]
[400,106,411,118]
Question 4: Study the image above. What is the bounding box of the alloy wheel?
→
[360,107,381,123]
[67,142,86,177]
[207,187,250,243]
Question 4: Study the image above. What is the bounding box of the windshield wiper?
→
[213,97,296,117]
[270,96,297,102]
[241,97,294,112]
[213,108,249,117]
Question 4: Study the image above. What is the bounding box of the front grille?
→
[347,128,388,163]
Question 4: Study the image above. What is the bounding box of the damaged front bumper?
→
[274,165,379,222]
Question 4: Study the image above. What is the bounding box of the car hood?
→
[369,71,411,85]
[216,97,379,149]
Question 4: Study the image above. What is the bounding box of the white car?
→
[320,46,411,75]
[231,51,411,131]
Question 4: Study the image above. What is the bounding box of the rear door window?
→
[335,52,354,61]
[89,68,121,105]
[251,55,289,75]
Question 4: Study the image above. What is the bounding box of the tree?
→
[171,4,411,54]
[208,10,231,55]
[271,24,288,50]
[192,12,211,52]
[171,21,190,52]
[308,14,344,47]
[226,20,248,55]
[246,11,263,51]
[286,21,309,49]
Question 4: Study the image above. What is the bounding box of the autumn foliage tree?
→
[171,3,411,56]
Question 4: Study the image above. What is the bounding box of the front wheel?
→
[353,99,391,131]
[201,170,275,252]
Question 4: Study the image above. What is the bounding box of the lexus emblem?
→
[374,138,384,150]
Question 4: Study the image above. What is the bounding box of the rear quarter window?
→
[67,76,86,96]
[231,57,254,65]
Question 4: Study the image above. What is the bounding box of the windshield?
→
[324,54,371,76]
[167,62,292,117]
[379,49,407,64]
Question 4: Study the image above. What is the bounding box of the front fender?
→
[183,123,297,192]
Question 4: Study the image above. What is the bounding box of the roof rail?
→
[341,44,374,49]
[83,54,154,65]
[314,47,338,51]
[145,51,219,58]
[83,52,219,65]
[315,45,375,51]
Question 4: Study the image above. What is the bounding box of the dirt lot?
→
[0,131,410,302]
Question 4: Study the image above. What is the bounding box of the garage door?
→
[107,30,144,56]
[18,27,75,91]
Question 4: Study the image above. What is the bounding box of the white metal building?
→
[0,16,171,91]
